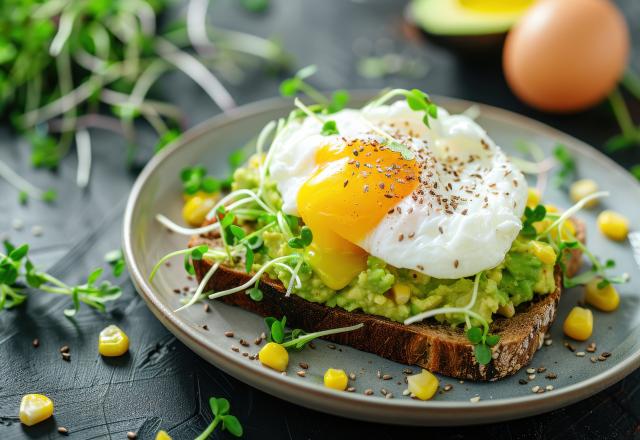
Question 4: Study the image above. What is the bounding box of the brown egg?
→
[503,0,629,113]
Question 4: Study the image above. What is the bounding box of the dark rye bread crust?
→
[189,220,585,381]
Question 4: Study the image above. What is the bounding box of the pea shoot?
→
[0,241,121,315]
[194,397,243,440]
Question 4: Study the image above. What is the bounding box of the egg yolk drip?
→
[297,139,420,290]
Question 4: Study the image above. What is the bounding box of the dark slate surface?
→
[1,0,639,438]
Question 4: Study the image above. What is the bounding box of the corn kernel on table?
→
[1,0,639,438]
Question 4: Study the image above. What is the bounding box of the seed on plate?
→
[203,303,210,313]
[590,356,597,363]
[308,342,316,349]
[349,372,356,380]
[597,355,607,361]
[545,373,558,380]
[328,344,336,350]
[519,379,528,385]
[254,337,263,345]
[402,389,411,396]
[224,331,234,338]
[537,367,546,373]
[526,368,535,374]
[299,362,309,370]
[544,339,553,346]
[564,342,576,352]
[380,388,389,396]
[296,370,306,377]
[586,342,597,352]
[239,339,249,347]
[545,385,554,391]
[382,374,393,380]
[347,387,356,392]
[443,384,453,392]
[459,380,464,384]
[173,288,181,294]
[528,374,536,380]
[531,386,540,393]
[469,396,481,403]
[127,432,137,439]
[601,351,612,358]
[57,426,69,435]
[231,346,239,352]
[385,393,394,399]
[364,389,374,396]
[575,351,585,357]
[403,368,413,375]
[61,352,71,362]
[242,352,248,357]
[248,354,256,360]
[377,370,382,379]
[60,345,70,354]
[201,325,208,331]
[32,339,39,348]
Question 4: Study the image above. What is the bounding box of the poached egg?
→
[268,101,527,289]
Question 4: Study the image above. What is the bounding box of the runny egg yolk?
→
[297,139,420,290]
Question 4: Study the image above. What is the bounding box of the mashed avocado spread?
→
[230,159,556,326]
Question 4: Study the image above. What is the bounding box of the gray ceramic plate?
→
[123,94,640,426]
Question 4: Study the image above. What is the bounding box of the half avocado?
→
[408,0,535,53]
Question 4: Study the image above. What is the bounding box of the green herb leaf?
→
[474,343,492,365]
[244,244,254,273]
[215,398,230,416]
[522,205,547,238]
[466,327,483,344]
[553,144,576,188]
[485,334,500,347]
[271,319,284,343]
[327,90,349,114]
[631,164,640,181]
[300,226,313,247]
[248,286,263,301]
[385,141,415,161]
[321,120,339,136]
[222,415,243,437]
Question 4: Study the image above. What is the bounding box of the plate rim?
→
[123,92,640,426]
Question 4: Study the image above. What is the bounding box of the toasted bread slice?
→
[189,220,584,381]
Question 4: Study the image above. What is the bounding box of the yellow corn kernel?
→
[182,194,218,227]
[99,325,129,357]
[497,302,515,318]
[569,179,599,208]
[407,369,439,401]
[530,241,557,265]
[19,394,54,426]
[391,283,411,305]
[156,430,172,440]
[258,342,289,372]
[323,368,348,391]
[563,306,593,341]
[526,188,540,207]
[597,210,629,241]
[585,279,620,312]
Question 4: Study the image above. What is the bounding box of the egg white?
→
[268,101,528,279]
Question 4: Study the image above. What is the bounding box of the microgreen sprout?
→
[364,88,438,128]
[287,226,313,249]
[521,205,547,238]
[321,120,339,136]
[552,144,576,188]
[466,326,500,365]
[0,242,121,315]
[264,315,364,351]
[104,249,125,277]
[194,397,243,440]
[280,65,350,113]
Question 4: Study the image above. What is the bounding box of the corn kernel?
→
[585,279,620,312]
[597,210,629,241]
[19,394,54,426]
[530,241,557,265]
[182,194,218,227]
[156,430,172,440]
[99,325,129,357]
[391,283,411,305]
[258,342,289,372]
[569,179,599,208]
[407,369,439,401]
[563,306,593,341]
[323,368,348,391]
[526,188,540,207]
